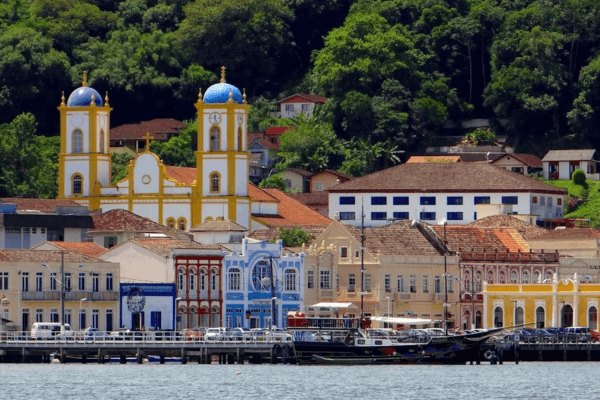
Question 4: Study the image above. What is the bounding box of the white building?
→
[272,94,328,119]
[328,163,566,227]
[542,149,600,180]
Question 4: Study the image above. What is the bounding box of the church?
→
[57,69,257,231]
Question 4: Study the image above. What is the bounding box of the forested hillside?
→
[3,0,600,198]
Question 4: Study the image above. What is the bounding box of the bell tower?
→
[58,72,112,210]
[193,67,251,228]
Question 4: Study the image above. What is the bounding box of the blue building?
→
[223,239,304,329]
[119,283,176,330]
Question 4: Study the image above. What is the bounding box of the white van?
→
[31,323,74,339]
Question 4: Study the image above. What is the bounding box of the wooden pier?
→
[480,342,600,364]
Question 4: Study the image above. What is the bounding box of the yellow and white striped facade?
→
[57,78,252,230]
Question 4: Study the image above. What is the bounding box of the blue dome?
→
[67,86,103,107]
[204,83,243,104]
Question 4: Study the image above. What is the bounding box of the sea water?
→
[0,362,593,399]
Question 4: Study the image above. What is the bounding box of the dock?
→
[480,341,600,364]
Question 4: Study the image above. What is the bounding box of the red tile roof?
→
[468,215,547,240]
[288,192,329,206]
[266,126,294,136]
[90,209,176,233]
[255,188,331,227]
[123,237,221,256]
[165,166,196,185]
[0,250,105,263]
[330,163,566,194]
[286,168,313,177]
[312,170,354,181]
[278,94,328,104]
[528,227,600,241]
[191,219,247,232]
[43,242,108,258]
[249,184,279,202]
[0,198,81,213]
[248,225,328,243]
[249,138,279,150]
[110,119,186,141]
[429,226,529,253]
[492,153,543,167]
[406,156,463,163]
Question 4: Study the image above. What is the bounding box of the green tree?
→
[111,152,134,184]
[247,96,278,132]
[568,55,600,147]
[279,227,312,247]
[259,175,286,191]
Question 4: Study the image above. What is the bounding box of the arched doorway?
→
[536,306,545,328]
[463,310,471,330]
[561,304,573,327]
[589,306,598,330]
[475,311,482,329]
[494,307,503,327]
[515,306,524,325]
[177,305,187,330]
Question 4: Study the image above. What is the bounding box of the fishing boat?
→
[289,314,504,365]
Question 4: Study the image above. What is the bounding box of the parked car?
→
[205,327,227,341]
[265,328,293,342]
[108,329,145,341]
[228,327,251,341]
[565,327,592,343]
[183,327,205,341]
[31,323,74,340]
[83,327,108,342]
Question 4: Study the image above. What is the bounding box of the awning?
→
[370,316,439,325]
[309,302,358,309]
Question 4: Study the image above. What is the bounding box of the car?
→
[228,327,251,341]
[183,327,206,341]
[83,327,108,342]
[265,328,292,342]
[108,329,145,341]
[205,327,227,341]
[565,327,592,343]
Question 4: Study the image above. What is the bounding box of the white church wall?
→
[202,158,228,195]
[235,157,248,195]
[203,203,228,221]
[97,158,111,187]
[100,242,170,283]
[66,112,90,153]
[133,154,160,194]
[236,202,250,229]
[163,202,191,227]
[132,203,160,223]
[64,160,90,197]
[164,186,192,195]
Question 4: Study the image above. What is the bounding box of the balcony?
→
[21,291,118,302]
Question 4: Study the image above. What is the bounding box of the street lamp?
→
[438,218,449,335]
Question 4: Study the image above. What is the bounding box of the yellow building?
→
[483,273,600,330]
[0,250,120,332]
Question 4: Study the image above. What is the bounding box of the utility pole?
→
[60,251,65,334]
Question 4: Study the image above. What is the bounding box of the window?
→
[511,167,524,174]
[339,196,355,205]
[228,268,241,291]
[211,269,217,291]
[36,309,43,323]
[410,275,416,293]
[107,309,115,331]
[474,196,490,205]
[104,236,117,248]
[285,269,296,291]
[384,274,391,293]
[320,270,331,289]
[285,104,294,111]
[397,275,404,293]
[92,273,99,292]
[510,270,518,284]
[502,196,518,205]
[210,127,220,151]
[252,261,270,290]
[393,212,409,220]
[540,196,546,206]
[557,198,562,206]
[316,183,323,191]
[448,278,454,293]
[420,196,436,205]
[36,272,43,292]
[79,272,85,291]
[106,273,113,291]
[200,269,206,290]
[188,273,195,291]
[420,212,436,220]
[447,212,463,221]
[336,274,340,291]
[178,219,186,231]
[371,196,387,205]
[435,275,441,293]
[167,219,175,229]
[178,269,185,290]
[447,196,463,205]
[210,173,220,193]
[92,309,99,329]
[522,271,529,284]
[364,273,371,292]
[301,104,310,112]
[532,196,538,204]
[72,175,83,194]
[393,196,409,205]
[79,309,86,330]
[50,273,56,291]
[339,212,356,220]
[422,275,429,293]
[340,247,348,258]
[547,197,553,207]
[22,272,29,292]
[72,129,83,153]
[307,270,315,289]
[348,274,356,292]
[371,212,387,220]
[50,309,58,323]
[0,272,8,290]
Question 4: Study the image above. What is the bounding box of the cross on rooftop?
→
[143,132,153,152]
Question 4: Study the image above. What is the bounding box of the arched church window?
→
[178,218,187,231]
[72,129,83,153]
[72,174,83,194]
[99,130,105,153]
[166,218,175,229]
[210,127,220,151]
[210,173,220,193]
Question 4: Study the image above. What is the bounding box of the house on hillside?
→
[274,168,313,193]
[272,94,328,119]
[109,118,186,153]
[310,170,353,192]
[0,199,93,249]
[542,149,600,180]
[328,163,567,227]
[491,153,543,175]
[406,156,463,163]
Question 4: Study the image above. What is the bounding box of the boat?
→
[289,314,505,365]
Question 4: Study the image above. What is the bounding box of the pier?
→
[0,332,296,365]
[481,342,600,364]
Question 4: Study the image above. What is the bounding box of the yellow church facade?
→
[483,273,600,330]
[57,69,254,230]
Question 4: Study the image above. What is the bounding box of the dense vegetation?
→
[4,0,600,197]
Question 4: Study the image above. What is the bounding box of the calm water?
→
[0,362,595,399]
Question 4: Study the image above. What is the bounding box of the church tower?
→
[57,72,112,210]
[193,67,251,228]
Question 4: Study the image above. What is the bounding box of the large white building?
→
[328,163,566,227]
